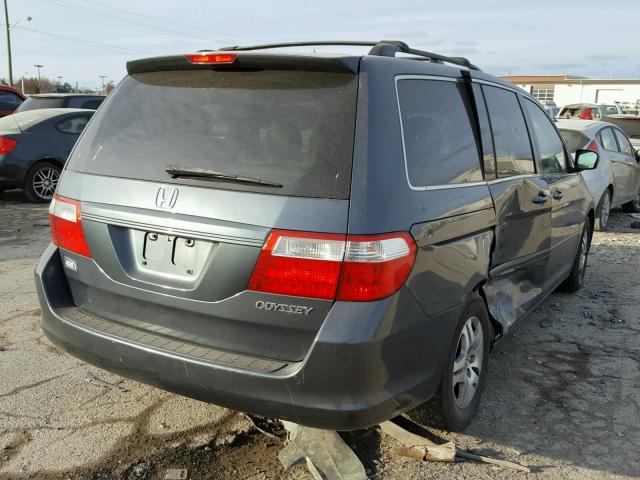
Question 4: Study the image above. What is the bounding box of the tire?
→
[595,189,611,231]
[558,220,591,293]
[622,190,640,213]
[24,162,60,203]
[407,296,491,432]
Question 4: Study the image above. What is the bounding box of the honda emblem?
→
[156,186,179,209]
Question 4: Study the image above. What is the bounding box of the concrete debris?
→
[164,468,188,480]
[278,421,367,480]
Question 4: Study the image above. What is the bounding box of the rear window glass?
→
[15,97,64,112]
[397,79,482,187]
[559,129,590,153]
[482,86,535,177]
[67,97,104,109]
[67,70,358,199]
[598,127,618,152]
[0,91,23,110]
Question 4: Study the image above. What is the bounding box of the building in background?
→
[500,75,640,114]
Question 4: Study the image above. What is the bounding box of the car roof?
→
[27,93,104,98]
[13,107,94,119]
[556,119,623,135]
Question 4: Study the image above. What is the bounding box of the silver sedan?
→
[558,119,640,230]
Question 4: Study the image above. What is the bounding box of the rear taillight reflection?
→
[49,194,92,258]
[587,139,599,153]
[248,230,416,301]
[0,136,17,154]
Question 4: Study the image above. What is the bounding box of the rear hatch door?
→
[60,56,359,362]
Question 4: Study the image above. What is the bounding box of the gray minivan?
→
[35,41,597,432]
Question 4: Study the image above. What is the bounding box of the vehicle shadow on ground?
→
[455,231,640,477]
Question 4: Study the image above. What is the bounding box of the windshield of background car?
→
[66,70,358,199]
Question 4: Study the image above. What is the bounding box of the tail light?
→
[587,139,599,152]
[247,230,416,301]
[0,136,17,154]
[186,53,237,64]
[49,194,92,257]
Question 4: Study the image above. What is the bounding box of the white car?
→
[558,120,640,230]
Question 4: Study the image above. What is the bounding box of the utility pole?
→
[34,64,42,92]
[3,0,12,85]
[99,75,107,94]
[57,75,62,92]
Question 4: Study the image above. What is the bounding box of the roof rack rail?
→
[214,40,480,71]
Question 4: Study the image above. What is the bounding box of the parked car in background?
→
[559,103,623,120]
[558,120,640,229]
[0,108,93,202]
[36,41,597,433]
[15,93,105,113]
[0,85,26,117]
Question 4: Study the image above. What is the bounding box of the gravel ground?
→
[1,188,639,480]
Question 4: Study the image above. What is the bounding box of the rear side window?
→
[67,70,357,199]
[482,86,535,176]
[613,128,634,156]
[68,97,104,109]
[522,99,567,174]
[605,105,619,115]
[597,127,618,152]
[396,79,482,187]
[56,115,91,134]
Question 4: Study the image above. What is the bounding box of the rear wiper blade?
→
[165,165,282,188]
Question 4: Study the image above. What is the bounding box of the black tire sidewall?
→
[596,191,610,230]
[24,162,60,203]
[438,296,491,431]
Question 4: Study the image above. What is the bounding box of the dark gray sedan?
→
[0,108,93,202]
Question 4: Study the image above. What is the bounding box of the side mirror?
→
[635,148,640,162]
[575,149,599,171]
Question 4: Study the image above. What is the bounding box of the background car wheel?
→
[622,190,640,213]
[24,162,60,203]
[558,220,591,293]
[407,296,491,432]
[595,189,611,231]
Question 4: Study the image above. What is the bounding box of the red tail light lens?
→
[49,194,92,258]
[247,230,416,301]
[186,53,237,64]
[587,139,599,152]
[0,136,18,154]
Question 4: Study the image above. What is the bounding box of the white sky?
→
[6,0,640,89]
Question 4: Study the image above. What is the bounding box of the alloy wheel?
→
[32,166,59,201]
[452,316,484,409]
[601,192,611,229]
[578,228,589,281]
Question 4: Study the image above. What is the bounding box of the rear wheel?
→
[622,190,640,213]
[24,162,60,203]
[595,189,611,231]
[558,220,591,292]
[407,296,491,432]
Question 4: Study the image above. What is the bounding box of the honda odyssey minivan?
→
[35,41,598,432]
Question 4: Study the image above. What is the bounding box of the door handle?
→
[553,190,564,200]
[532,193,549,205]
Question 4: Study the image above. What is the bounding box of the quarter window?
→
[523,99,567,174]
[482,86,535,176]
[597,127,618,152]
[397,79,483,187]
[57,115,90,134]
[612,128,634,156]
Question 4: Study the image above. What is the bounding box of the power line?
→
[79,0,258,42]
[14,24,146,55]
[36,0,253,45]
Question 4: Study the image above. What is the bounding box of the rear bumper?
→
[35,244,460,430]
